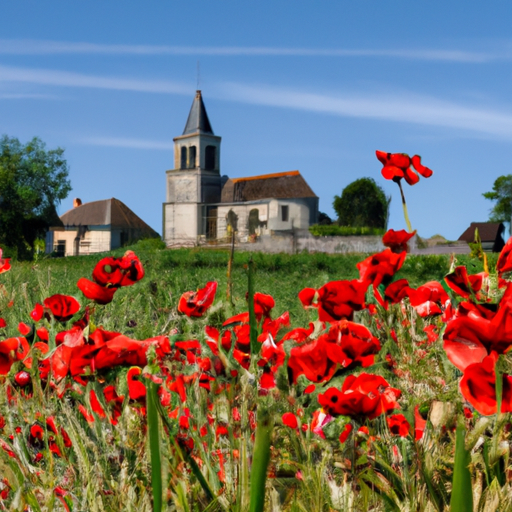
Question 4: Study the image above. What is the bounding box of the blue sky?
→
[1,1,512,241]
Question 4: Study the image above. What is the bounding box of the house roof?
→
[221,170,317,203]
[458,222,505,243]
[59,198,159,236]
[182,90,214,136]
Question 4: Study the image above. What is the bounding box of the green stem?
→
[147,380,163,512]
[397,180,413,233]
[247,258,258,356]
[450,423,473,512]
[249,406,274,512]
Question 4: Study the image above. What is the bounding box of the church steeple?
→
[172,91,221,173]
[182,90,214,135]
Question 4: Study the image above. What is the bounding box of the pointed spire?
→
[182,90,214,135]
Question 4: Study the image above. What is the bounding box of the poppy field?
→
[1,152,512,512]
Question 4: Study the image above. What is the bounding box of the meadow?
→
[0,238,508,512]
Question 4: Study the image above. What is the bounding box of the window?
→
[281,205,289,222]
[180,146,187,169]
[205,145,216,170]
[188,146,197,169]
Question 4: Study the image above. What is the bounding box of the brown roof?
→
[458,222,505,243]
[59,198,159,236]
[221,171,317,203]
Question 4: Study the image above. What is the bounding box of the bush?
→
[309,225,386,237]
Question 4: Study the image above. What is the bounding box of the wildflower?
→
[43,294,80,322]
[178,281,218,317]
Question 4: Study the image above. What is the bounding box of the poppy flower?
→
[445,266,486,300]
[43,294,80,322]
[77,278,117,305]
[460,352,512,415]
[387,414,410,437]
[17,322,31,336]
[384,279,411,304]
[408,281,450,317]
[30,303,44,322]
[382,229,416,253]
[282,412,298,429]
[357,249,406,289]
[318,373,401,420]
[339,423,353,443]
[14,371,31,387]
[92,251,144,288]
[0,249,10,274]
[497,237,512,276]
[301,280,369,323]
[0,337,29,375]
[178,281,218,317]
[0,318,5,328]
[253,292,275,320]
[376,151,433,185]
[127,367,146,400]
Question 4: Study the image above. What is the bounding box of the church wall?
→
[164,203,199,246]
[268,199,310,231]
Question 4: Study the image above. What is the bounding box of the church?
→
[163,91,319,246]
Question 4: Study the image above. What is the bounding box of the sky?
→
[1,1,512,241]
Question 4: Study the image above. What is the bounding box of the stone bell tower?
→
[163,91,222,244]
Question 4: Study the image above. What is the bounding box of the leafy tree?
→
[483,175,512,229]
[317,211,333,225]
[0,135,71,259]
[333,177,390,229]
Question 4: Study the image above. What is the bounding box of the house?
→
[458,222,506,252]
[46,197,159,256]
[162,91,319,246]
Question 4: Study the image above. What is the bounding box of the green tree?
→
[333,177,390,229]
[0,135,72,259]
[483,175,512,230]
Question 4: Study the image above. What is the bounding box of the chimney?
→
[73,198,82,208]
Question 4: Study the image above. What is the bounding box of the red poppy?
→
[318,373,401,420]
[357,249,406,289]
[384,279,411,304]
[445,266,486,300]
[30,303,44,322]
[43,294,80,322]
[497,237,512,276]
[0,337,29,375]
[0,318,5,328]
[17,322,31,336]
[14,371,31,387]
[282,412,298,429]
[92,251,144,288]
[89,390,107,418]
[77,278,117,305]
[178,281,218,317]
[386,414,410,437]
[300,279,368,323]
[339,423,353,443]
[382,229,416,253]
[460,352,512,415]
[376,151,433,185]
[0,249,10,274]
[408,281,450,317]
[253,292,275,320]
[127,367,146,400]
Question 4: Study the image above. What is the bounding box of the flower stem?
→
[397,181,413,233]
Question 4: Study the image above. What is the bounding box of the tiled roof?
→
[182,90,214,135]
[59,198,159,236]
[221,171,317,202]
[458,222,505,243]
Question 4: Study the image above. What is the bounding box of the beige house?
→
[47,198,159,256]
[163,91,319,246]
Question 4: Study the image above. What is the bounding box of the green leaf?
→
[146,379,163,512]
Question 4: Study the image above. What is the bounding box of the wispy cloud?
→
[78,136,174,150]
[0,39,505,63]
[217,82,512,139]
[0,65,191,94]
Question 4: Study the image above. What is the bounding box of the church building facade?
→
[162,91,318,246]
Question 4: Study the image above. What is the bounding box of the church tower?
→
[163,91,222,244]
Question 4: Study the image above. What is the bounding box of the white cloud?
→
[0,65,191,95]
[217,82,512,139]
[0,39,503,63]
[78,136,174,150]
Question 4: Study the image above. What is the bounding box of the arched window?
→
[248,209,260,235]
[205,145,216,170]
[188,146,197,169]
[180,146,187,169]
[226,209,238,232]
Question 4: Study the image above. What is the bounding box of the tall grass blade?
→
[249,406,273,512]
[147,380,163,512]
[450,424,473,512]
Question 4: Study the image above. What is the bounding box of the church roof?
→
[182,90,214,135]
[221,170,317,202]
[59,198,159,236]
